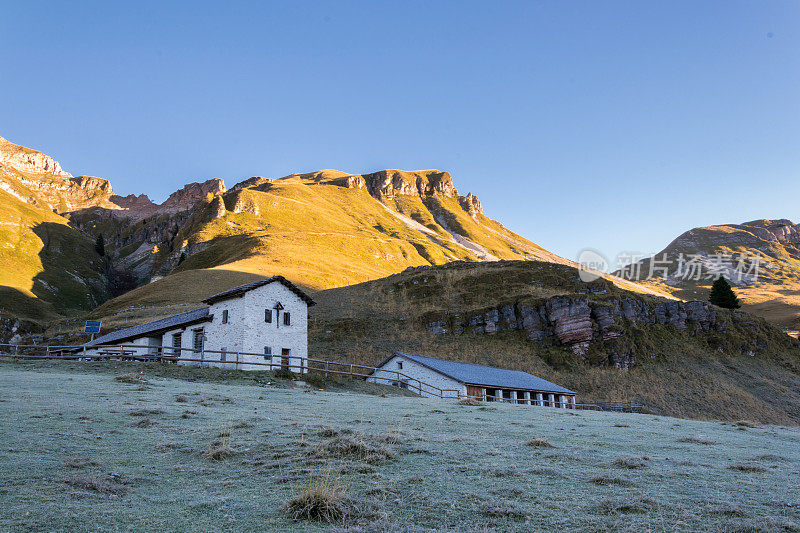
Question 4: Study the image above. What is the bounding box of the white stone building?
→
[81,276,315,371]
[368,352,576,407]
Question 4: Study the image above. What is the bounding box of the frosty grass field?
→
[0,360,798,532]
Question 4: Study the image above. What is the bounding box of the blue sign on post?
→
[84,321,102,334]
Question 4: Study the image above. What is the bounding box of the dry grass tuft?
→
[114,372,145,384]
[202,427,237,461]
[379,431,402,445]
[66,474,127,496]
[317,427,343,438]
[175,395,188,403]
[734,420,759,428]
[479,499,528,519]
[458,398,482,406]
[597,495,656,515]
[755,454,787,462]
[132,417,157,428]
[612,456,648,469]
[129,408,164,417]
[677,436,715,445]
[526,437,554,448]
[310,433,395,465]
[727,462,767,473]
[590,475,634,487]
[283,468,349,522]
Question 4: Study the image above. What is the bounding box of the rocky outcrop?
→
[208,195,226,219]
[361,170,458,199]
[161,178,226,211]
[427,296,733,369]
[0,136,119,212]
[459,193,483,218]
[0,136,69,176]
[741,219,800,244]
[225,189,260,215]
[111,193,157,211]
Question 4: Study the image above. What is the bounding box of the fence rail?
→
[0,343,639,412]
[0,343,462,399]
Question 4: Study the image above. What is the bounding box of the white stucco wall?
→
[167,281,309,371]
[366,354,465,398]
[84,280,310,372]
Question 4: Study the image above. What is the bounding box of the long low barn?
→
[368,352,576,407]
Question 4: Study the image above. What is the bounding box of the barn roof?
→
[202,276,316,306]
[391,352,575,394]
[82,307,212,347]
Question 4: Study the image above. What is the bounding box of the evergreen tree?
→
[94,234,105,256]
[709,276,740,309]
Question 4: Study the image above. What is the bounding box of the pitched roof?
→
[202,275,316,306]
[391,352,575,394]
[82,307,211,347]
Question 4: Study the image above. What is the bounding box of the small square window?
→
[222,310,228,324]
[263,346,272,360]
[220,347,227,362]
[265,309,272,323]
[397,361,403,369]
[283,312,291,326]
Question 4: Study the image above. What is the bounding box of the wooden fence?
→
[0,343,643,412]
[0,343,462,399]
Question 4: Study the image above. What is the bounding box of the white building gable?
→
[82,276,314,372]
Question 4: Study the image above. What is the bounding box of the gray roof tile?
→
[395,352,575,394]
[202,276,315,306]
[83,307,211,347]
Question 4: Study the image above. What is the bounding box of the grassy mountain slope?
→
[619,219,800,329]
[69,169,587,329]
[81,169,567,290]
[0,189,107,324]
[309,261,800,425]
[3,134,578,331]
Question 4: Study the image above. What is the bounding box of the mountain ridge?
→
[0,134,575,332]
[618,218,800,327]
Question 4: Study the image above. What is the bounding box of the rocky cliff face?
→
[459,193,483,219]
[427,295,749,369]
[360,170,458,198]
[0,136,69,176]
[161,178,227,211]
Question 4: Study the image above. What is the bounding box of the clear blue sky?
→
[2,1,798,266]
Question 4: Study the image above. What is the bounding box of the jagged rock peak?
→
[0,135,70,177]
[459,193,483,218]
[110,193,157,210]
[360,169,458,198]
[740,219,800,244]
[161,178,227,210]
